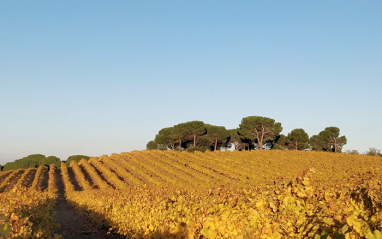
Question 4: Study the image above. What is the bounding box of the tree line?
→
[147,116,348,153]
[0,154,90,171]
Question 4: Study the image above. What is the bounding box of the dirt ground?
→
[53,168,123,239]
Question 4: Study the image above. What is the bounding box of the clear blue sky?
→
[1,1,381,164]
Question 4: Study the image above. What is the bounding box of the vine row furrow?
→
[48,164,57,197]
[61,162,75,192]
[151,151,217,185]
[193,151,251,182]
[100,155,143,186]
[135,151,196,187]
[145,151,210,187]
[0,171,13,184]
[90,157,127,190]
[118,154,165,185]
[130,153,181,186]
[70,160,92,190]
[0,170,22,192]
[14,168,34,188]
[30,165,47,191]
[80,158,110,190]
[168,151,231,184]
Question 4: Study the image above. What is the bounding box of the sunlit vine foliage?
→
[1,151,382,238]
[64,150,382,238]
[0,164,59,238]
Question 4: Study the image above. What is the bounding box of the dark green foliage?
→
[146,140,158,150]
[287,128,310,150]
[41,156,61,167]
[204,124,230,151]
[310,127,347,153]
[273,134,289,150]
[149,121,230,152]
[172,123,190,151]
[66,155,90,165]
[275,129,309,151]
[310,134,325,151]
[148,117,348,154]
[182,121,206,147]
[187,136,212,152]
[3,154,45,171]
[2,154,61,171]
[238,116,282,150]
[227,129,242,150]
[152,123,204,151]
[189,125,230,151]
[227,129,253,151]
[154,127,176,150]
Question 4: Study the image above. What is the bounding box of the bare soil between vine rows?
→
[53,168,122,239]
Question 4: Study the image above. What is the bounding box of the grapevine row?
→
[89,157,127,190]
[48,164,57,197]
[79,158,109,190]
[100,155,143,186]
[0,170,21,192]
[70,160,92,190]
[30,165,47,191]
[113,154,162,185]
[61,162,75,192]
[14,168,34,188]
[139,151,212,187]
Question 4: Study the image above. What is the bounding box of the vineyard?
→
[1,150,382,238]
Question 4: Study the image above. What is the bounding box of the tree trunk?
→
[258,140,263,150]
[179,139,182,152]
[214,139,218,151]
[193,135,196,147]
[259,126,264,150]
[334,139,337,153]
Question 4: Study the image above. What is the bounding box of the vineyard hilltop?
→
[1,150,382,238]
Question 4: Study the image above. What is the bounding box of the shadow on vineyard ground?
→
[72,203,191,239]
[53,168,188,239]
[24,169,36,187]
[53,168,123,239]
